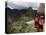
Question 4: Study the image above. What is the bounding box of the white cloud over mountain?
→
[7,0,40,10]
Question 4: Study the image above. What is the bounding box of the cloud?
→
[7,1,40,10]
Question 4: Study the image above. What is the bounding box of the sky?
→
[7,0,40,10]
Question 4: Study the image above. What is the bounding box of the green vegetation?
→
[7,15,37,33]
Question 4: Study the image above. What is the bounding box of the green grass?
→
[7,15,37,33]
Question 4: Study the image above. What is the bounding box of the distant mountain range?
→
[5,7,37,18]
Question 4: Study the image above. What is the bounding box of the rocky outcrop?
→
[25,7,33,17]
[37,3,45,14]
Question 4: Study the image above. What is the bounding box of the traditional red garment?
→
[35,16,44,29]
